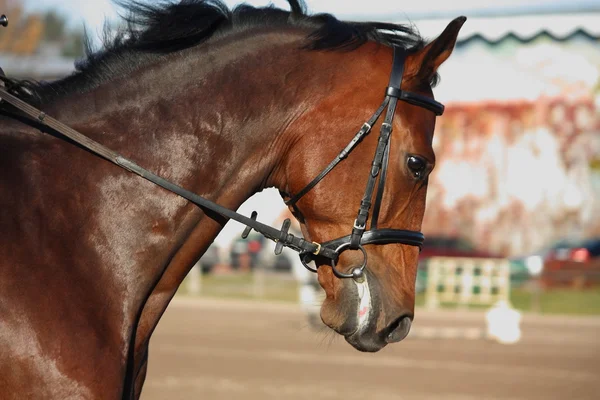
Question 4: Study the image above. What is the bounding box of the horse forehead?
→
[394,105,436,153]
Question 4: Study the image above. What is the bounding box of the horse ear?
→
[411,16,466,82]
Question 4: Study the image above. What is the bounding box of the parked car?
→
[196,244,220,274]
[511,237,600,277]
[544,237,600,264]
[415,235,530,292]
[540,237,600,287]
[229,232,266,270]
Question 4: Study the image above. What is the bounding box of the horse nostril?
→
[385,315,412,343]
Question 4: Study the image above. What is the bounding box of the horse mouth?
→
[344,313,413,352]
[344,330,388,352]
[341,271,388,352]
[327,270,413,352]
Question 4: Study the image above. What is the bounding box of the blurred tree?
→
[62,30,85,58]
[0,0,21,52]
[0,3,85,57]
[42,10,66,42]
[11,15,43,55]
[0,0,19,10]
[40,9,85,58]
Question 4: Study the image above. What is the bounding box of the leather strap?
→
[324,228,425,250]
[369,55,403,230]
[0,87,337,260]
[349,96,396,249]
[370,131,390,230]
[400,91,444,116]
[385,47,444,116]
[301,228,425,265]
[285,97,390,206]
[387,47,406,92]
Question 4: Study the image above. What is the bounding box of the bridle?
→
[284,47,444,281]
[0,39,444,283]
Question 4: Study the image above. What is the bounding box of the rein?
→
[0,87,333,258]
[0,46,444,282]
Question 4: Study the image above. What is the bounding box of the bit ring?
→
[300,243,367,282]
[330,243,367,281]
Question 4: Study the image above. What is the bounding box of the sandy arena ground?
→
[142,298,600,400]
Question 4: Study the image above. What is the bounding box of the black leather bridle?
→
[0,43,444,282]
[284,47,444,280]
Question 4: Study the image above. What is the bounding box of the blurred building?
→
[0,0,80,79]
[410,10,600,256]
[1,45,77,80]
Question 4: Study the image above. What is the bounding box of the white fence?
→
[408,257,522,344]
[425,257,511,309]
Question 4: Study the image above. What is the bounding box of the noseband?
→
[285,47,444,281]
[0,46,443,283]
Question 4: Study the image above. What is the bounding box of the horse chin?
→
[343,273,388,352]
[321,270,388,352]
[321,269,413,353]
[344,330,388,352]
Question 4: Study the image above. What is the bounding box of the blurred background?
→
[1,0,599,399]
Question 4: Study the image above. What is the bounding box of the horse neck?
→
[18,30,342,306]
[46,30,321,215]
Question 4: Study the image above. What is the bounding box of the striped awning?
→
[411,13,600,44]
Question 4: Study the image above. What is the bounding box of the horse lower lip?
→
[345,332,387,353]
[385,316,412,343]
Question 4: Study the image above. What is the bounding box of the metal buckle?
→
[381,122,393,136]
[311,241,321,255]
[353,219,366,230]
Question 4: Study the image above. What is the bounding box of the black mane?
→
[1,0,430,104]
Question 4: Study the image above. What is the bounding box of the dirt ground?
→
[142,298,600,400]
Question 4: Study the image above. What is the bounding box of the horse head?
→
[280,17,465,352]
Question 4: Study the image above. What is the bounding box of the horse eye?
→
[406,155,427,179]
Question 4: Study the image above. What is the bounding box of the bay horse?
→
[0,1,464,398]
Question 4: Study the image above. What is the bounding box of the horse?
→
[0,1,464,398]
